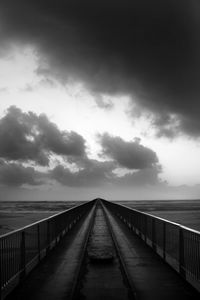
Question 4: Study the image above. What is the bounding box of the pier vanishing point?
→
[1,199,200,300]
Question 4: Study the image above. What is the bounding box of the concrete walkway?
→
[6,202,200,300]
[104,206,199,300]
[76,204,130,300]
[6,207,95,300]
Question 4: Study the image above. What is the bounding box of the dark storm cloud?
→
[0,159,43,186]
[0,106,86,165]
[37,114,86,157]
[0,106,49,165]
[50,136,161,187]
[1,0,200,136]
[100,134,158,170]
[50,159,115,187]
[115,166,161,187]
[50,161,161,188]
[0,106,161,187]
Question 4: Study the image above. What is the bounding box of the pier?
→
[1,199,200,299]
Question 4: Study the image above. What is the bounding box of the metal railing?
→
[0,200,96,299]
[102,199,200,292]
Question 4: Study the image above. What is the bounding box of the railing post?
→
[46,220,50,254]
[139,215,142,238]
[152,218,156,251]
[20,231,26,280]
[0,240,2,300]
[0,200,94,299]
[144,216,147,243]
[179,227,186,278]
[163,222,166,260]
[37,224,40,261]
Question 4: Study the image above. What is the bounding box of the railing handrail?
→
[102,199,200,293]
[106,200,200,235]
[0,200,91,239]
[0,199,96,300]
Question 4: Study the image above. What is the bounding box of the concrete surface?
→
[6,201,200,300]
[104,205,199,300]
[6,207,95,300]
[76,204,130,300]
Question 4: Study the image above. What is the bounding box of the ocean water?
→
[118,199,200,232]
[1,199,200,236]
[0,201,84,235]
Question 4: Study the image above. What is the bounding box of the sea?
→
[0,199,200,235]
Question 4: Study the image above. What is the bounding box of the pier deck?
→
[1,199,200,300]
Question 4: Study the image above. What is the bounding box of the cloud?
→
[95,95,114,110]
[50,159,115,187]
[0,156,161,188]
[50,149,162,188]
[0,106,49,165]
[0,0,200,136]
[100,134,158,170]
[49,133,161,187]
[0,159,43,186]
[0,106,161,188]
[115,166,162,187]
[37,114,86,157]
[50,163,161,188]
[0,87,8,93]
[0,106,86,165]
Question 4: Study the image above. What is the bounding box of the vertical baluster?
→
[2,239,5,298]
[13,235,15,277]
[190,232,193,277]
[196,234,198,279]
[187,231,190,277]
[17,234,20,275]
[145,216,148,244]
[163,222,166,260]
[9,237,11,279]
[1,239,3,289]
[10,237,12,279]
[10,237,12,278]
[138,214,141,238]
[20,231,26,280]
[152,218,156,251]
[179,227,186,279]
[5,238,7,285]
[2,238,5,295]
[3,239,7,284]
[194,234,197,279]
[46,220,50,254]
[193,233,196,279]
[37,224,40,262]
[7,238,10,282]
[191,233,194,278]
[198,235,200,280]
[0,245,1,300]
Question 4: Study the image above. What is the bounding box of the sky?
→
[0,0,200,201]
